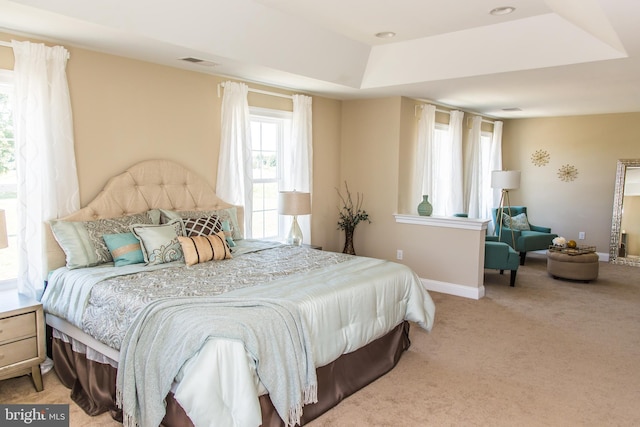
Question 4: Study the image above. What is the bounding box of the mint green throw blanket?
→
[116,296,317,427]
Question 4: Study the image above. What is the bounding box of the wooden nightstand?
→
[0,294,46,391]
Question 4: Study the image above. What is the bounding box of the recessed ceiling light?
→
[490,6,515,16]
[375,31,396,39]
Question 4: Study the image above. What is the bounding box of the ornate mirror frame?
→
[610,159,640,266]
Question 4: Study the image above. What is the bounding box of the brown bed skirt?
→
[51,321,411,426]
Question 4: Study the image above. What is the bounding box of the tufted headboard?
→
[45,159,244,274]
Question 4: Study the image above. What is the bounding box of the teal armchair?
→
[485,235,519,286]
[491,206,557,266]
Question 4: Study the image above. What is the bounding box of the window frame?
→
[248,107,292,241]
[0,68,16,290]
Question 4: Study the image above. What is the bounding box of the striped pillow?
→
[178,231,232,266]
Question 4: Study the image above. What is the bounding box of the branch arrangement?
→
[336,181,371,231]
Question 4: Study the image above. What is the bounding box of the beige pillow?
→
[178,231,232,266]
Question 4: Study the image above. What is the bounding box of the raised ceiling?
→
[1,0,639,118]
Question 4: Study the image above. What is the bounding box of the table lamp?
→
[491,170,521,243]
[278,191,311,246]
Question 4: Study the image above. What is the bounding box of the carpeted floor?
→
[2,253,639,426]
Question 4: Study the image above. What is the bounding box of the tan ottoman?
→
[547,251,599,282]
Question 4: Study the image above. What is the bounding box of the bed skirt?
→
[51,321,411,426]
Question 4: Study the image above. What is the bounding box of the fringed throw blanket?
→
[116,296,317,427]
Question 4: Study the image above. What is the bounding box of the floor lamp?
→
[278,190,311,246]
[491,170,521,245]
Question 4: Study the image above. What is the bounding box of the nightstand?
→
[0,294,46,391]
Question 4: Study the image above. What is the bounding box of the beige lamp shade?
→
[278,191,311,216]
[0,209,8,249]
[491,170,521,190]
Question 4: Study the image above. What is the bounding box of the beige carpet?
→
[2,253,639,426]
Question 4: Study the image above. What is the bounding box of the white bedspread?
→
[42,244,435,427]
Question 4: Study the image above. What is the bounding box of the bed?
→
[40,159,436,427]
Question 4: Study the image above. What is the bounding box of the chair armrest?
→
[485,235,499,242]
[529,224,551,233]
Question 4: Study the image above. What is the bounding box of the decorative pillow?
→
[50,210,161,269]
[178,231,232,266]
[160,207,242,240]
[221,220,236,247]
[183,215,223,237]
[102,233,145,267]
[502,213,530,231]
[131,219,185,265]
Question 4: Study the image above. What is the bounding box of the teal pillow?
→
[103,233,145,267]
[131,219,185,265]
[221,220,236,247]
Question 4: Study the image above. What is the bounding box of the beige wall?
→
[5,30,640,295]
[502,113,640,254]
[0,31,343,252]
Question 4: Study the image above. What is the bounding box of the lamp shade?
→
[278,191,311,216]
[491,170,521,190]
[0,209,8,249]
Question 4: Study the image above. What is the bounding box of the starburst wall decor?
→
[557,164,578,182]
[531,149,550,167]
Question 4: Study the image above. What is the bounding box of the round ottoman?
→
[547,251,599,282]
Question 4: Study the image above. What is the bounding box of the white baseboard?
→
[420,278,485,300]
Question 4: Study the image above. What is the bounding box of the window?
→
[431,123,454,216]
[478,131,495,220]
[0,69,16,288]
[249,108,291,240]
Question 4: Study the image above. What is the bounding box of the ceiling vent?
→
[179,57,219,67]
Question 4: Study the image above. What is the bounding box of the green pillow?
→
[50,210,161,269]
[103,233,145,267]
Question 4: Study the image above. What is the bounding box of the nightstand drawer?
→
[0,312,36,344]
[0,337,38,368]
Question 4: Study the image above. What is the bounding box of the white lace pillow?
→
[131,219,185,265]
[502,213,530,231]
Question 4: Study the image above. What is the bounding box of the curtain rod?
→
[217,82,293,100]
[415,101,496,124]
[0,40,71,59]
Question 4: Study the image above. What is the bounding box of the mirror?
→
[610,159,640,266]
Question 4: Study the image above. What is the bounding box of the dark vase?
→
[343,227,356,255]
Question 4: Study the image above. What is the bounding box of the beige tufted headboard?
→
[45,159,244,274]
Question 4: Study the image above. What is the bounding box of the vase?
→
[417,195,433,216]
[343,227,356,255]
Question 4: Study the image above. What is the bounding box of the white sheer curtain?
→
[414,104,435,212]
[464,116,484,218]
[283,94,313,243]
[444,110,464,215]
[216,81,253,237]
[415,105,464,216]
[11,40,79,299]
[464,116,503,222]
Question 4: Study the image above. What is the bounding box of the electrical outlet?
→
[578,232,585,240]
[396,249,403,260]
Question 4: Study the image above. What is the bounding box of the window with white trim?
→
[0,69,16,288]
[249,108,291,240]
